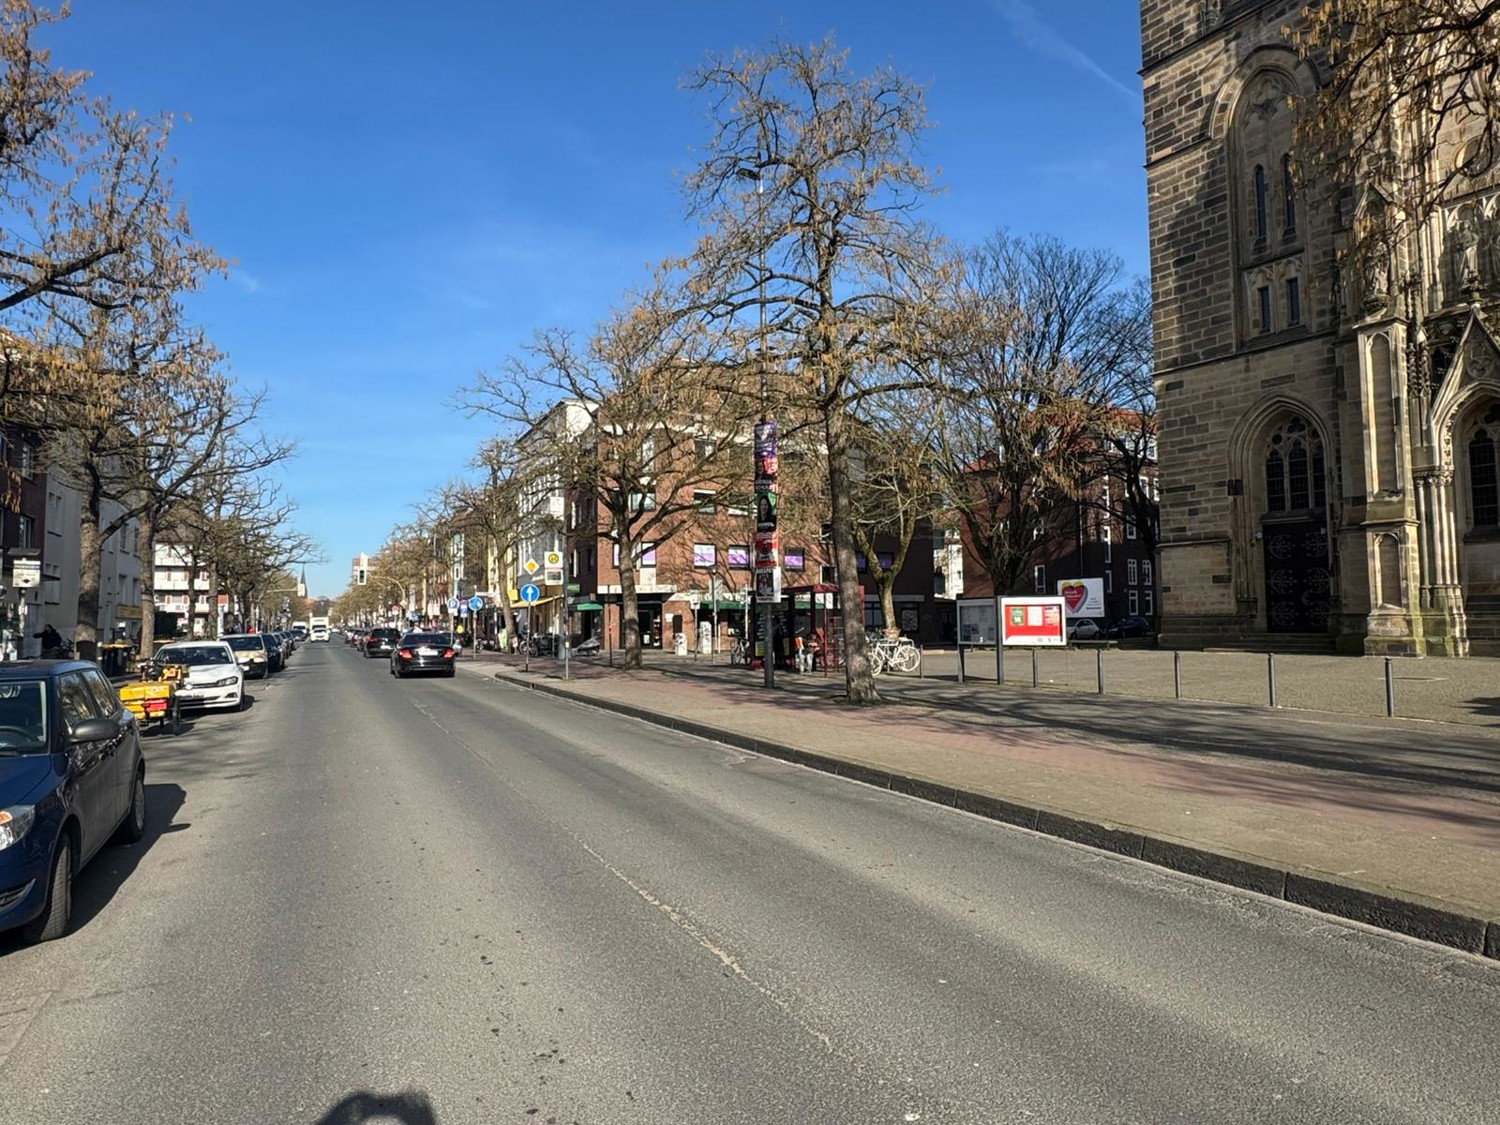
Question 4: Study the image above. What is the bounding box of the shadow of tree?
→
[314,1090,438,1125]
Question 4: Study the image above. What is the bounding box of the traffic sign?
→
[468,595,484,612]
[520,583,541,604]
[523,558,540,575]
[446,597,459,612]
[543,550,563,568]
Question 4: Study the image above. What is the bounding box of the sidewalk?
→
[455,650,1500,960]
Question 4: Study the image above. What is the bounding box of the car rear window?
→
[401,634,448,645]
[162,645,232,666]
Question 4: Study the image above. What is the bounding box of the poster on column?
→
[754,567,782,604]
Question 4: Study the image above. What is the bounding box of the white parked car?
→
[155,640,246,711]
[1067,618,1103,641]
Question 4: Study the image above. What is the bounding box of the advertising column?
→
[753,421,780,688]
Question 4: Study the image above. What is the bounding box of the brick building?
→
[1141,0,1500,653]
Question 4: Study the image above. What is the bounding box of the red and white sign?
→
[1056,577,1105,618]
[1000,597,1067,647]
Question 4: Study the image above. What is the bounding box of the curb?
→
[487,667,1500,961]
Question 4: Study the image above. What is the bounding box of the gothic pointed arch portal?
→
[1260,415,1331,632]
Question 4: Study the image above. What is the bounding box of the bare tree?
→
[932,233,1149,598]
[459,285,755,669]
[682,35,949,703]
[1289,0,1500,273]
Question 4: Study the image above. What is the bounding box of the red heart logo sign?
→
[1061,583,1087,612]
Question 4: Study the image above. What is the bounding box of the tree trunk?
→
[185,551,199,639]
[825,412,877,703]
[620,545,642,670]
[878,578,898,636]
[138,516,158,662]
[75,472,104,661]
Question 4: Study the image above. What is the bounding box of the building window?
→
[1469,427,1500,528]
[1033,564,1046,592]
[820,564,837,584]
[1258,286,1273,333]
[612,542,656,568]
[1253,165,1268,240]
[727,545,750,568]
[1281,154,1296,234]
[627,491,657,512]
[856,554,867,572]
[1286,277,1301,326]
[693,543,716,568]
[1102,523,1112,564]
[1128,589,1139,615]
[1128,559,1138,586]
[695,438,717,461]
[1105,570,1114,594]
[784,548,805,571]
[17,514,36,548]
[1265,417,1326,513]
[694,490,716,514]
[1143,589,1154,615]
[19,442,35,477]
[1125,515,1137,540]
[1142,560,1153,586]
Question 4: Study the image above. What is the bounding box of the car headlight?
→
[206,675,240,688]
[0,806,36,852]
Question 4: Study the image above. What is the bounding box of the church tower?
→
[1142,0,1500,654]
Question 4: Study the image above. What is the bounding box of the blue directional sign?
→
[468,595,484,612]
[520,583,541,604]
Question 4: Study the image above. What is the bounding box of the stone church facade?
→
[1142,0,1500,654]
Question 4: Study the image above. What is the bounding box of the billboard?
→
[1056,577,1105,618]
[956,598,998,645]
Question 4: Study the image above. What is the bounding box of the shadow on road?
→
[69,781,188,931]
[314,1090,438,1124]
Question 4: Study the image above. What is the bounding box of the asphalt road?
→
[1,642,1496,1124]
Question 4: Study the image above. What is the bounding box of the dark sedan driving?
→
[389,633,457,678]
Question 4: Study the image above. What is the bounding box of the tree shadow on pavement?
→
[648,664,1500,800]
[313,1090,437,1124]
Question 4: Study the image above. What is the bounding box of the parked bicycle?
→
[728,636,749,666]
[869,634,921,676]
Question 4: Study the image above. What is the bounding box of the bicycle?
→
[869,634,921,676]
[728,637,749,666]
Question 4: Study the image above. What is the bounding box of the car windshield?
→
[225,636,264,652]
[0,680,48,753]
[161,645,232,666]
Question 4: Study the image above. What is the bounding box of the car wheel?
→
[167,698,183,736]
[445,667,456,678]
[236,690,247,712]
[114,767,147,845]
[21,836,73,943]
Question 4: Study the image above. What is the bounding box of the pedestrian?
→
[34,623,63,657]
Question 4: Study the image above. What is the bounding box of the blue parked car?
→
[0,660,146,943]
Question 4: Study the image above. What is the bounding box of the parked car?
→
[362,628,401,658]
[0,660,147,942]
[221,634,271,679]
[256,632,285,673]
[154,640,246,711]
[1105,615,1153,640]
[1067,618,1103,641]
[389,632,457,678]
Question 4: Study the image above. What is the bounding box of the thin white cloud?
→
[230,268,263,295]
[992,0,1139,103]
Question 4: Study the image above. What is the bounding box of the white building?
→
[152,543,220,638]
[34,473,141,656]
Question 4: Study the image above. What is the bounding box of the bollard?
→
[1031,647,1038,688]
[1173,649,1182,700]
[1385,655,1395,718]
[918,645,924,679]
[957,644,965,684]
[1096,648,1105,694]
[1267,652,1278,708]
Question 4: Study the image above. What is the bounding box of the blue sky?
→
[53,0,1147,599]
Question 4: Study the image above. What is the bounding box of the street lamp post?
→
[738,156,776,690]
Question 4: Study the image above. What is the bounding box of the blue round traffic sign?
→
[520,583,540,604]
[468,595,484,612]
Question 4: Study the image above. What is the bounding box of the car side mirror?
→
[68,717,119,743]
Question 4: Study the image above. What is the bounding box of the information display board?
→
[956,598,998,645]
[1000,596,1067,647]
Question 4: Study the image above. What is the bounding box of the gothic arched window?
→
[1281,154,1296,234]
[1468,405,1500,528]
[1265,417,1326,514]
[1253,165,1268,240]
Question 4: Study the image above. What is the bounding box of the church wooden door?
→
[1263,519,1330,632]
